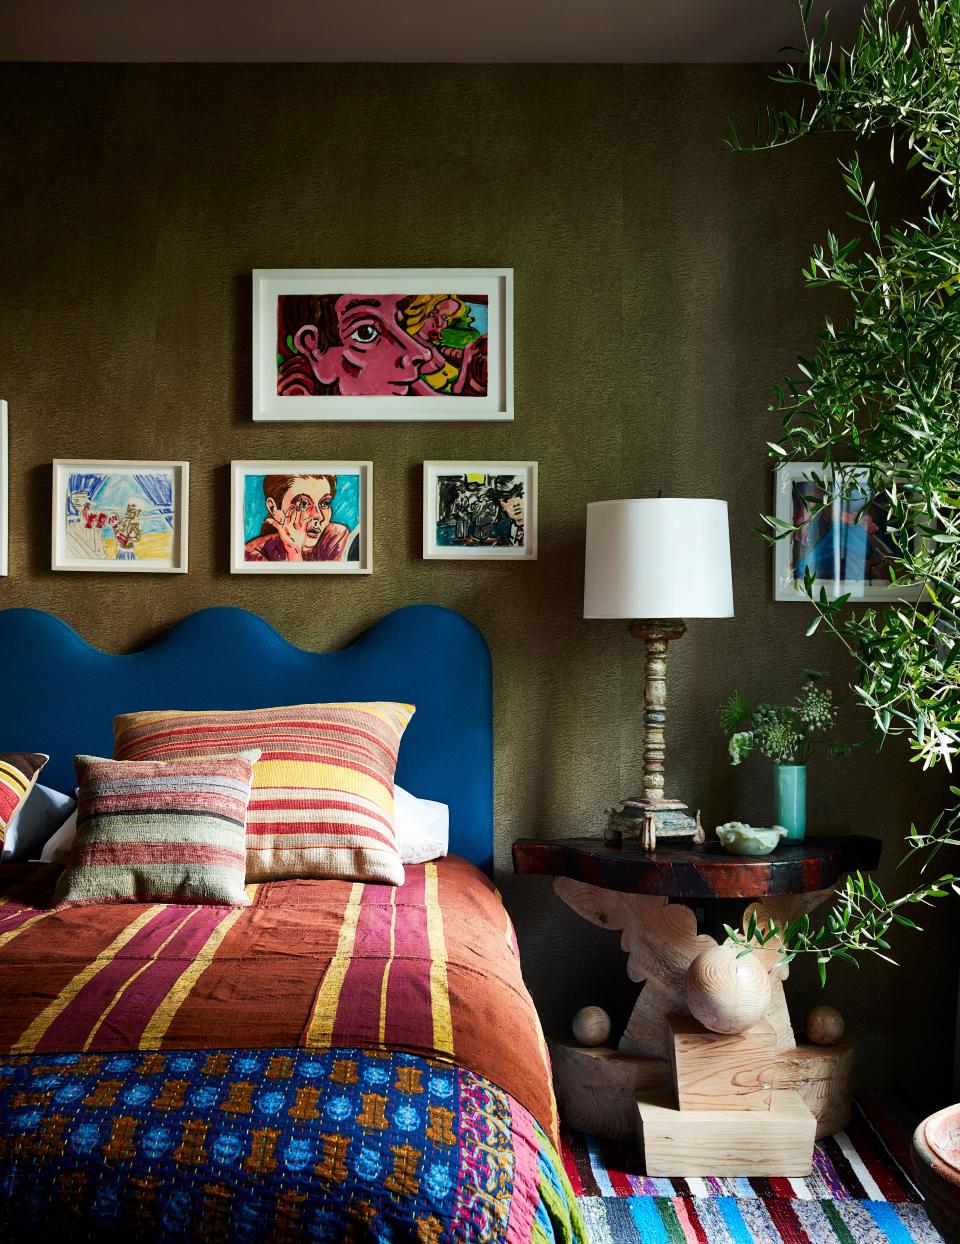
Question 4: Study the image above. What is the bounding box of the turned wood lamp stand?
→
[606,620,704,849]
[584,497,734,851]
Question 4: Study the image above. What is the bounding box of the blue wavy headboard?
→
[0,605,493,873]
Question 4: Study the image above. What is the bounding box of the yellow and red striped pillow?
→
[113,703,414,884]
[0,753,48,849]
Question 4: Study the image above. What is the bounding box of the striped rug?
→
[560,1092,943,1242]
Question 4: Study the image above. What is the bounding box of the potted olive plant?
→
[728,2,960,1230]
[722,0,960,973]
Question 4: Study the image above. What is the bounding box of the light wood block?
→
[668,1014,776,1111]
[775,1034,856,1139]
[637,1090,816,1177]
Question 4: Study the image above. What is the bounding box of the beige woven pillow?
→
[53,753,255,908]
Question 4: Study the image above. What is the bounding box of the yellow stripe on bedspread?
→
[0,858,560,1146]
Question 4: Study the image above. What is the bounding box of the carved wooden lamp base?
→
[605,620,705,850]
[605,802,703,851]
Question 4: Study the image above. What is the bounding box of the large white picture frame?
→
[230,460,373,574]
[253,268,513,422]
[52,460,189,574]
[423,461,537,560]
[773,461,923,602]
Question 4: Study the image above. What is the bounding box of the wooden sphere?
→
[572,1005,611,1047]
[805,1004,845,1046]
[684,944,772,1034]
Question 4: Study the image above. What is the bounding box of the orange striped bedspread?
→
[0,855,558,1144]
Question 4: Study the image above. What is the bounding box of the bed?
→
[0,605,582,1243]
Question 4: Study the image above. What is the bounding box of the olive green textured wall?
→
[0,63,953,1104]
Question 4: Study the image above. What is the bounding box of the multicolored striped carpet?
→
[560,1092,943,1242]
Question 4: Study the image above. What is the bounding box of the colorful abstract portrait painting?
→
[230,461,372,575]
[51,460,189,574]
[253,270,513,421]
[423,462,537,561]
[773,462,921,602]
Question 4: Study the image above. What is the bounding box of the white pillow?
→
[394,785,449,864]
[38,810,78,864]
[3,783,76,861]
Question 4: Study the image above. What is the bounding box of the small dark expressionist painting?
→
[423,462,537,560]
[437,473,524,548]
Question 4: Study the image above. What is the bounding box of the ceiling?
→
[0,0,867,62]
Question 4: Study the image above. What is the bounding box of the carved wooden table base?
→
[551,878,852,1140]
[555,878,836,1056]
[513,835,881,1142]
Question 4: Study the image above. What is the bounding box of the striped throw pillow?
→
[52,754,256,908]
[113,703,414,885]
[0,753,48,848]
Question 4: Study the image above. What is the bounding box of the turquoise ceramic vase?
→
[774,764,807,842]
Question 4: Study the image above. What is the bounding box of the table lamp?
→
[584,498,734,849]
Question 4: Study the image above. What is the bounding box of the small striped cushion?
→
[52,754,256,908]
[113,703,415,885]
[0,753,48,848]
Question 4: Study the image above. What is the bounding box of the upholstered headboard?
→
[0,605,494,872]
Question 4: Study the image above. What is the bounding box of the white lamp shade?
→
[584,498,734,619]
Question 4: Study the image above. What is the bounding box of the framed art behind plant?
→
[773,462,923,602]
[51,460,189,574]
[252,268,513,422]
[0,400,7,576]
[230,460,372,574]
[423,461,537,560]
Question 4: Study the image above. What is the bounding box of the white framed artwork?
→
[423,461,537,561]
[0,400,7,577]
[252,268,513,422]
[52,460,189,574]
[230,460,372,574]
[773,461,923,602]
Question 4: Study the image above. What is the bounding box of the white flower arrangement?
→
[720,671,849,767]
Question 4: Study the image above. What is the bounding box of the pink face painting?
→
[293,296,433,396]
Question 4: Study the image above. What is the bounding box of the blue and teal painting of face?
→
[242,471,361,563]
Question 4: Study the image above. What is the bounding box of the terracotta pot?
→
[912,1103,960,1242]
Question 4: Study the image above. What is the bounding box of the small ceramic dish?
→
[715,822,787,856]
